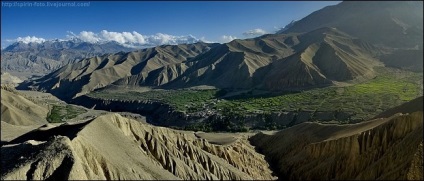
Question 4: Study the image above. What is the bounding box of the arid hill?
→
[1,113,275,180]
[164,27,381,90]
[1,94,422,180]
[0,86,49,142]
[0,72,23,85]
[22,42,217,99]
[256,27,381,90]
[250,96,423,180]
[278,1,423,72]
[23,28,382,99]
[0,87,48,126]
[279,1,423,49]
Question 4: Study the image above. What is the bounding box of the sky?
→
[1,1,341,48]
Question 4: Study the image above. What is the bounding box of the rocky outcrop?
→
[1,114,275,180]
[250,111,423,180]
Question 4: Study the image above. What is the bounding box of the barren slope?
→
[23,42,217,99]
[250,97,423,180]
[0,87,49,142]
[163,28,381,91]
[278,1,423,72]
[162,34,293,89]
[1,114,275,180]
[257,27,381,90]
[280,1,423,49]
[0,88,48,126]
[0,72,23,85]
[24,28,382,98]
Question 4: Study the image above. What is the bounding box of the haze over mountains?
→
[278,1,423,49]
[279,1,423,71]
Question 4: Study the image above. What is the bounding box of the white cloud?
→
[145,33,199,45]
[132,31,146,44]
[220,35,237,43]
[242,28,267,37]
[199,37,214,43]
[78,31,101,43]
[14,36,46,44]
[5,30,206,49]
[148,33,174,45]
[66,30,200,48]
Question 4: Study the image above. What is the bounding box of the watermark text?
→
[2,1,91,8]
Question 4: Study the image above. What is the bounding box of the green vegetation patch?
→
[214,68,422,120]
[47,104,87,123]
[88,68,422,122]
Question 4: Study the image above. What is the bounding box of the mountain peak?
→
[280,1,423,48]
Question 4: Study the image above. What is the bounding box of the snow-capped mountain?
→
[1,39,134,75]
[1,34,203,75]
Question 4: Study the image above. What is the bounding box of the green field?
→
[215,68,422,120]
[47,104,87,123]
[88,68,422,121]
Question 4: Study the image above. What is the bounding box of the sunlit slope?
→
[280,1,423,49]
[25,27,383,99]
[1,114,275,180]
[24,42,216,99]
[0,88,48,126]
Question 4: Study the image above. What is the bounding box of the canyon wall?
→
[250,111,423,180]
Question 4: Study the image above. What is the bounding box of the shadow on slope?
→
[8,120,93,145]
[249,97,423,180]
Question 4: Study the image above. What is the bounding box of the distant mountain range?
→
[1,35,202,75]
[23,27,383,99]
[19,1,424,100]
[22,42,218,99]
[1,39,134,74]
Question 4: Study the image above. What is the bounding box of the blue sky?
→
[1,1,340,48]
